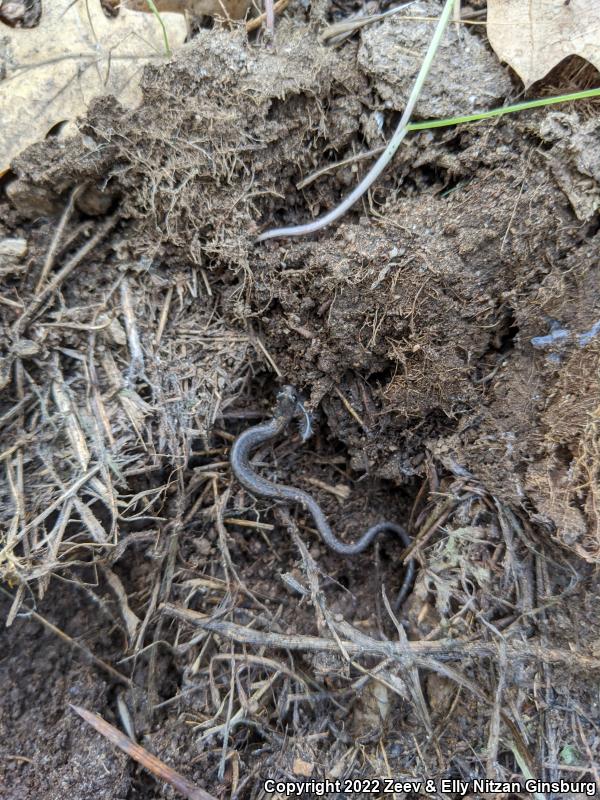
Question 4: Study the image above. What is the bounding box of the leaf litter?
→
[487,0,600,88]
[1,3,600,799]
[0,0,187,172]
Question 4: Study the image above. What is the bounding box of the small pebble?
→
[0,237,27,258]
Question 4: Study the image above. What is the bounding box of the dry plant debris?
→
[71,704,217,800]
[0,0,187,172]
[1,8,600,797]
[123,0,254,21]
[487,0,600,87]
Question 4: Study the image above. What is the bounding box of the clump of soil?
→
[8,20,367,270]
[1,4,600,799]
[6,14,598,557]
[358,0,513,118]
[249,118,600,560]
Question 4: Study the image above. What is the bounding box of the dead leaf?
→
[292,758,314,777]
[0,0,187,172]
[124,0,253,20]
[350,679,393,739]
[487,0,600,88]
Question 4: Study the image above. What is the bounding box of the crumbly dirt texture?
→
[1,3,600,799]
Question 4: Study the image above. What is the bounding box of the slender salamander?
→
[230,385,415,609]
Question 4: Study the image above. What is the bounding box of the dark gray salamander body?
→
[230,386,415,609]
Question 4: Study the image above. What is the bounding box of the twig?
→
[397,496,456,563]
[245,0,288,30]
[252,333,282,376]
[218,646,236,780]
[161,603,600,670]
[120,278,146,382]
[319,1,417,44]
[264,0,274,38]
[154,285,173,346]
[296,145,385,190]
[486,640,507,778]
[223,517,275,531]
[70,705,216,800]
[334,385,368,431]
[35,186,79,293]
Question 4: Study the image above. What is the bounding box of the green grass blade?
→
[145,0,171,57]
[407,87,600,131]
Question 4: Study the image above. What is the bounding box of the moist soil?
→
[1,3,600,799]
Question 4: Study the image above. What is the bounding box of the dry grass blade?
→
[35,186,79,293]
[70,705,217,800]
[319,0,417,44]
[14,215,118,335]
[101,565,141,643]
[16,463,103,538]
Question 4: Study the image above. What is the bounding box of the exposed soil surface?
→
[1,2,600,799]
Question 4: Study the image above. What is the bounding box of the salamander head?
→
[275,385,313,441]
[275,385,299,418]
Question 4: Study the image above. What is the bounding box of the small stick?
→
[35,186,79,293]
[303,477,350,503]
[70,705,217,800]
[154,285,173,346]
[334,386,368,430]
[319,0,417,44]
[120,278,145,380]
[264,0,274,38]
[252,334,282,376]
[161,603,600,670]
[223,517,275,531]
[245,0,288,32]
[296,145,385,190]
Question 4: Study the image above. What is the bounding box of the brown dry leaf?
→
[124,0,254,20]
[487,0,600,87]
[292,758,315,777]
[0,0,187,172]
